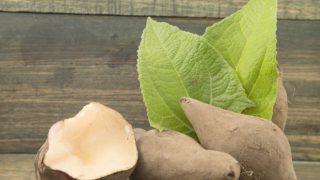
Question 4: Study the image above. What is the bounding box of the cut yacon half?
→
[35,102,138,180]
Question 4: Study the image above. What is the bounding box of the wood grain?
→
[1,154,319,180]
[0,0,319,20]
[0,154,35,180]
[0,12,319,161]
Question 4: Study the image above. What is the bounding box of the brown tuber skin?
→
[180,97,297,180]
[133,128,147,141]
[131,129,240,180]
[272,71,288,130]
[35,102,137,180]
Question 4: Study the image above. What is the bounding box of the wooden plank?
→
[0,154,320,180]
[0,12,319,161]
[0,0,319,20]
[0,154,35,180]
[294,161,320,180]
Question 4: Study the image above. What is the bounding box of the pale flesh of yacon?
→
[36,102,137,180]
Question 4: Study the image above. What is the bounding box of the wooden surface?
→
[0,12,319,161]
[0,0,319,20]
[0,154,319,180]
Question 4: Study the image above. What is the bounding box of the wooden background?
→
[0,0,319,179]
[0,0,319,20]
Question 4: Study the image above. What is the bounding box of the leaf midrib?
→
[147,21,193,131]
[205,0,271,96]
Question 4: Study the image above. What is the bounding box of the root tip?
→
[180,97,191,104]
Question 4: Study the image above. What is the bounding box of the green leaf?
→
[203,0,278,120]
[138,17,253,138]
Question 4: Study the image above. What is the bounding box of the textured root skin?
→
[133,128,147,141]
[180,97,297,180]
[131,129,240,180]
[34,140,134,180]
[272,70,288,130]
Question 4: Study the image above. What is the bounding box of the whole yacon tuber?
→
[272,71,288,130]
[131,129,240,180]
[180,97,297,180]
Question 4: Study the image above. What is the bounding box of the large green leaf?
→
[138,18,253,138]
[203,0,278,120]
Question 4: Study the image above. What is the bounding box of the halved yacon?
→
[35,102,138,180]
